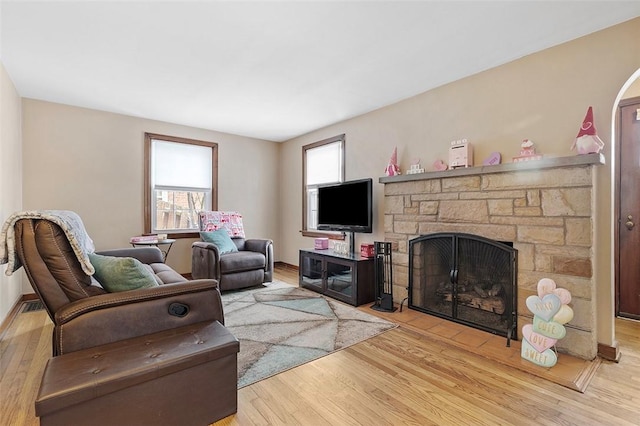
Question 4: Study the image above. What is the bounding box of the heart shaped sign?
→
[537,278,557,298]
[526,294,561,322]
[521,338,558,368]
[533,315,566,339]
[553,304,574,325]
[553,288,572,305]
[522,324,557,352]
[433,159,448,171]
[483,152,501,166]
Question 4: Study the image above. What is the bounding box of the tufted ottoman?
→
[36,321,239,426]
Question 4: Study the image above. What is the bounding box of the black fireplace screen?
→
[409,233,517,342]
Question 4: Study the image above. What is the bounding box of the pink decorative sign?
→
[521,338,557,368]
[522,324,557,352]
[433,159,448,171]
[483,152,501,166]
[537,278,556,297]
[521,278,573,368]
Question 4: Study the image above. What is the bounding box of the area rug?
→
[221,281,397,388]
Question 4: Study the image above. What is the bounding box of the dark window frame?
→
[301,134,346,239]
[144,132,218,239]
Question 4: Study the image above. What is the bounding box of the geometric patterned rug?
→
[221,281,397,388]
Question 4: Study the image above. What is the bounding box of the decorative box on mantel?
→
[379,153,605,361]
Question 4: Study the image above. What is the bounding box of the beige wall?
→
[22,100,280,278]
[0,61,23,322]
[280,18,640,348]
[623,77,640,99]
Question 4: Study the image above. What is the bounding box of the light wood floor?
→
[2,265,639,426]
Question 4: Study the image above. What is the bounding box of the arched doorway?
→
[614,69,640,322]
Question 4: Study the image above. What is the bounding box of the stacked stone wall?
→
[383,163,597,359]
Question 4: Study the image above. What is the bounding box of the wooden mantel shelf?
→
[379,153,605,184]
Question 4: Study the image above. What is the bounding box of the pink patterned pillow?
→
[198,211,245,238]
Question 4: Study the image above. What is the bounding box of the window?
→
[144,133,218,238]
[302,134,345,236]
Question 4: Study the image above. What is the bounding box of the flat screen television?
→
[317,178,373,233]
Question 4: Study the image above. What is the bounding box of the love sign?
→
[522,324,557,352]
[521,278,573,368]
[525,294,561,322]
[521,339,557,368]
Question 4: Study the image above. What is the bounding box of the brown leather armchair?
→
[12,217,226,356]
[191,211,274,291]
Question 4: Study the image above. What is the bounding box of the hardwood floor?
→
[2,265,639,425]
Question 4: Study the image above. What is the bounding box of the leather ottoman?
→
[36,321,239,426]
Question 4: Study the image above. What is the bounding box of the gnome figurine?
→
[384,146,401,176]
[571,106,604,155]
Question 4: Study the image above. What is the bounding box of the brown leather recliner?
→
[12,217,226,356]
[191,211,274,291]
[7,214,239,425]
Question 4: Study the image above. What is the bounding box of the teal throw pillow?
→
[200,229,238,254]
[88,253,159,293]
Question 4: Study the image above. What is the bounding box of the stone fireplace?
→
[379,153,604,360]
[409,233,518,343]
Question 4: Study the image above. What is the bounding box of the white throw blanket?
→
[0,210,95,276]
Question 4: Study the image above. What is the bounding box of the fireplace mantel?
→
[378,152,605,360]
[379,153,604,184]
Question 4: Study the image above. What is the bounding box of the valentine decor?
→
[449,139,473,168]
[314,238,329,250]
[521,278,574,367]
[513,139,543,162]
[483,152,502,166]
[384,146,401,176]
[571,106,604,154]
[433,159,448,171]
[406,158,425,174]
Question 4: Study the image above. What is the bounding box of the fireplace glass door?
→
[409,233,517,339]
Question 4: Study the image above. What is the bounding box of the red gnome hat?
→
[390,146,398,164]
[385,146,401,176]
[572,106,604,154]
[576,106,597,137]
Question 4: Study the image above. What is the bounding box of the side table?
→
[130,239,176,262]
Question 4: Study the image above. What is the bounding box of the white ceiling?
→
[2,1,639,142]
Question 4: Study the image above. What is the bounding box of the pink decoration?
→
[384,147,401,176]
[522,278,574,368]
[523,324,557,352]
[199,211,245,238]
[537,278,556,298]
[571,106,604,154]
[521,338,558,368]
[483,152,501,166]
[433,159,448,171]
[553,288,572,305]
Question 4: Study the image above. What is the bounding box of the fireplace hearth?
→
[380,154,604,360]
[409,233,517,344]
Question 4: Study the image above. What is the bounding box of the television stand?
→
[299,248,375,306]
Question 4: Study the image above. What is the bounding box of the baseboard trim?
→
[275,261,298,271]
[0,294,34,340]
[598,342,621,362]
